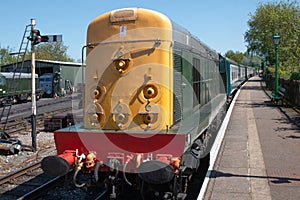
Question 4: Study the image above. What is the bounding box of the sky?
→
[0,0,271,61]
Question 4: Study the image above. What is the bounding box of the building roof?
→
[0,59,83,69]
[0,72,38,78]
[35,59,83,66]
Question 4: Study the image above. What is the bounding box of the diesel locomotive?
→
[41,8,252,199]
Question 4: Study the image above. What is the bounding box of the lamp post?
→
[273,33,280,97]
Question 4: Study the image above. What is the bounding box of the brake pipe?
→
[73,162,86,188]
[123,154,134,186]
[94,161,103,184]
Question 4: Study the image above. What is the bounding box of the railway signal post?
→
[28,19,62,151]
[30,18,37,152]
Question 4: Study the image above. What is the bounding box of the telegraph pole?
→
[30,18,37,152]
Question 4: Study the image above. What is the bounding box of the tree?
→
[225,50,245,64]
[225,50,261,69]
[244,0,300,76]
[0,46,17,66]
[1,42,74,67]
[32,42,74,62]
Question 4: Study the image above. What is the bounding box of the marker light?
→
[143,114,152,124]
[143,84,158,99]
[114,59,129,73]
[94,89,100,98]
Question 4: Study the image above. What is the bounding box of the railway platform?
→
[202,76,300,200]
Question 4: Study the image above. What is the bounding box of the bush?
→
[290,72,300,80]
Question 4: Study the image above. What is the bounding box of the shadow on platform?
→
[209,170,300,185]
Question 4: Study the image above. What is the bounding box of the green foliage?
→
[225,50,261,68]
[266,66,300,80]
[1,42,74,67]
[245,0,300,73]
[0,46,17,66]
[33,42,74,62]
[225,50,244,64]
[290,72,300,80]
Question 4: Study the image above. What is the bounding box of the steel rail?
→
[0,162,41,185]
[17,176,64,200]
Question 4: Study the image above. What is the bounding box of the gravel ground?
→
[0,129,56,177]
[0,95,82,177]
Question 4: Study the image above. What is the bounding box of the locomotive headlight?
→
[137,104,161,129]
[114,59,130,73]
[142,113,158,126]
[94,89,100,99]
[147,87,155,96]
[143,84,158,99]
[143,114,153,124]
[90,85,106,102]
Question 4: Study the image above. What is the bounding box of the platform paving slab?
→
[204,76,300,200]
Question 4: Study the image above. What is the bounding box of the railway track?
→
[0,93,216,199]
[0,95,98,199]
[0,95,80,135]
[0,161,55,199]
[0,163,108,200]
[0,160,68,200]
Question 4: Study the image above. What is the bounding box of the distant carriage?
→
[1,60,83,98]
[219,56,255,97]
[0,72,42,105]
